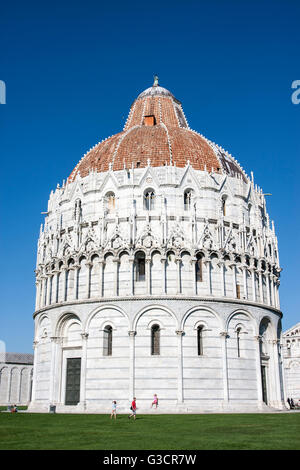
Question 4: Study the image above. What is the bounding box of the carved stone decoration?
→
[107,224,128,250]
[136,223,159,249]
[198,225,214,250]
[167,223,187,250]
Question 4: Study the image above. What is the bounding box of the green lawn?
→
[0,412,299,450]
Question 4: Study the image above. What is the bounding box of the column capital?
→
[81,333,89,341]
[50,336,61,344]
[175,330,184,336]
[254,335,262,342]
[220,331,228,338]
[128,330,136,337]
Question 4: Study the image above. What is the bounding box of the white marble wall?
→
[0,364,33,406]
[29,299,285,412]
[30,164,284,413]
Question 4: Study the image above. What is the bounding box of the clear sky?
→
[0,0,299,353]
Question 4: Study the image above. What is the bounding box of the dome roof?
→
[68,80,247,183]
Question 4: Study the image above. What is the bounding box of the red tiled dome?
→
[69,82,246,182]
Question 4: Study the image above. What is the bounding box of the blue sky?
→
[0,0,299,352]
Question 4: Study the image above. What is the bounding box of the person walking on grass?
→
[128,397,137,420]
[110,401,117,420]
[151,394,158,409]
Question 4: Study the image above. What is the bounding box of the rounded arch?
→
[225,308,256,334]
[179,249,192,257]
[55,311,82,337]
[35,313,51,340]
[183,187,194,210]
[143,187,156,210]
[117,248,131,258]
[149,247,163,257]
[89,252,100,263]
[181,305,222,331]
[104,191,116,213]
[259,315,277,339]
[84,304,129,333]
[133,304,179,331]
[146,318,166,330]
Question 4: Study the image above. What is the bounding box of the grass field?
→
[0,412,299,450]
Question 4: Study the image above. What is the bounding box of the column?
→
[40,277,45,307]
[113,258,119,297]
[191,257,197,296]
[176,330,184,404]
[54,271,59,303]
[219,261,225,297]
[85,263,91,299]
[161,257,166,295]
[98,260,104,297]
[27,368,33,403]
[175,257,181,294]
[243,266,248,300]
[6,367,12,404]
[231,264,237,298]
[128,331,136,400]
[46,276,52,306]
[35,281,40,310]
[258,270,263,303]
[271,339,283,408]
[30,341,39,403]
[270,274,275,307]
[16,368,22,403]
[254,335,263,408]
[266,273,271,306]
[251,269,256,302]
[129,257,134,296]
[206,259,212,295]
[220,331,229,405]
[80,333,89,410]
[275,280,280,309]
[61,268,67,302]
[73,265,80,300]
[146,257,151,295]
[49,337,59,405]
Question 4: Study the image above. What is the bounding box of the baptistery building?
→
[29,79,285,413]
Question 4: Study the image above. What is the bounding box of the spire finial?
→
[153,75,159,87]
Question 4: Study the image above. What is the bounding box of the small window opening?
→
[184,190,192,211]
[103,325,113,356]
[197,326,204,356]
[144,190,155,210]
[237,327,241,357]
[136,252,145,282]
[196,254,203,282]
[151,324,160,355]
[144,115,156,126]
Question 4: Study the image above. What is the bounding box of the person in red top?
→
[128,397,137,420]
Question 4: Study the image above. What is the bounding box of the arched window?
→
[184,189,193,211]
[105,192,116,213]
[197,326,204,356]
[196,253,203,282]
[144,189,155,211]
[103,325,112,356]
[151,324,160,355]
[236,327,242,357]
[135,252,145,282]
